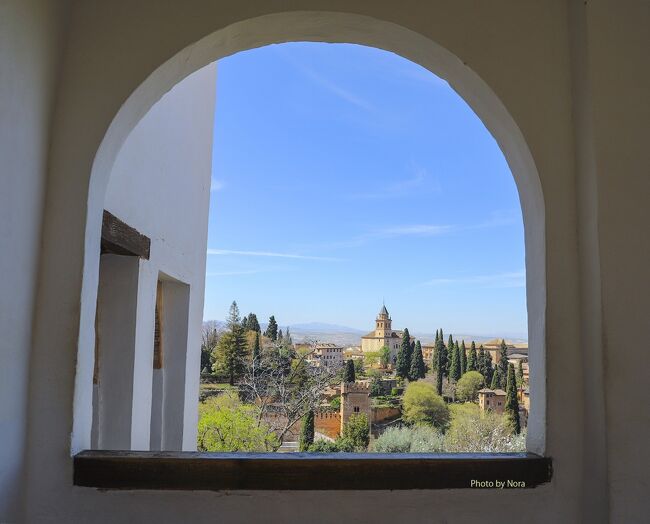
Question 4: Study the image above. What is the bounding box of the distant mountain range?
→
[203,320,526,347]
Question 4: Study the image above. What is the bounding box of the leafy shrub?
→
[456,371,485,402]
[444,403,526,452]
[373,426,444,453]
[402,381,450,430]
[197,391,278,451]
[338,413,370,451]
[372,427,412,453]
[308,439,340,452]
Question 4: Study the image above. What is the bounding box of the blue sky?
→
[204,43,527,339]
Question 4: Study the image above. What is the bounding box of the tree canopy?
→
[402,381,450,430]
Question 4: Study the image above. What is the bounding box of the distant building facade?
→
[360,305,407,360]
[478,388,507,414]
[309,343,343,368]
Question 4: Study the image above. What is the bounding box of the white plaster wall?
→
[0,0,66,520]
[103,63,216,450]
[5,1,646,523]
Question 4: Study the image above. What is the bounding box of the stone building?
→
[309,343,344,368]
[478,388,507,415]
[2,2,648,522]
[340,382,371,435]
[360,304,410,360]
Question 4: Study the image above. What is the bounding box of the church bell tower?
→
[375,303,392,338]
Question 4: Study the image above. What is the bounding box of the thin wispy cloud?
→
[206,269,268,277]
[206,249,343,261]
[422,270,526,288]
[278,50,374,111]
[374,224,455,237]
[348,166,438,200]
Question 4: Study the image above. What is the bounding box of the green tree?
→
[201,325,220,373]
[446,335,454,376]
[396,328,412,379]
[241,315,249,331]
[351,358,364,378]
[299,410,315,451]
[343,359,356,383]
[264,315,278,341]
[246,313,261,333]
[408,341,426,381]
[467,341,478,372]
[444,403,525,452]
[456,371,485,402]
[402,381,450,430]
[226,301,241,329]
[497,339,509,389]
[197,392,278,452]
[308,439,340,452]
[460,340,467,376]
[505,363,521,434]
[277,328,283,341]
[490,367,500,389]
[450,341,462,383]
[369,374,384,397]
[379,345,391,368]
[338,413,370,451]
[284,326,292,345]
[435,336,445,395]
[477,344,486,375]
[517,359,525,387]
[213,320,248,386]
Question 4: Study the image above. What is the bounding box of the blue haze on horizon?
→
[204,43,527,339]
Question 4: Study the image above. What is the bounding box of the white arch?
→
[77,11,545,454]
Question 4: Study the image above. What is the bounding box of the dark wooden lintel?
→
[101,210,150,259]
[74,451,552,491]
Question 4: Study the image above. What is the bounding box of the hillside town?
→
[199,302,529,452]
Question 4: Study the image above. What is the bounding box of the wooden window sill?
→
[74,451,551,490]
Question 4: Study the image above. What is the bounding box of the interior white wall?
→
[103,63,217,451]
[0,1,643,523]
[95,255,140,449]
[0,0,67,520]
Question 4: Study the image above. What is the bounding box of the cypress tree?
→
[484,350,494,386]
[517,359,525,387]
[468,341,478,372]
[277,328,283,342]
[477,345,486,376]
[490,367,500,389]
[343,359,356,383]
[396,328,411,379]
[252,331,261,362]
[436,346,444,395]
[446,335,454,376]
[408,341,426,381]
[450,341,461,383]
[285,327,292,345]
[505,363,521,434]
[299,410,315,451]
[497,339,509,389]
[460,340,467,376]
[241,315,249,331]
[265,315,278,341]
[247,313,261,333]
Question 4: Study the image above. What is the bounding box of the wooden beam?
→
[101,210,150,259]
[74,451,552,491]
